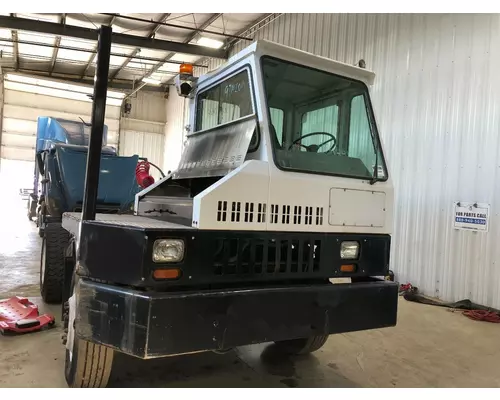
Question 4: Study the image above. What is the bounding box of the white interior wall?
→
[119,91,167,179]
[164,13,500,309]
[1,88,120,161]
[0,72,169,191]
[0,76,121,194]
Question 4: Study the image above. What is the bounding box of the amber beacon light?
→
[180,63,194,75]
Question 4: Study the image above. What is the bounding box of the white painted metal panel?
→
[1,133,36,149]
[120,118,165,135]
[127,92,167,124]
[329,188,386,228]
[165,14,500,309]
[120,129,165,181]
[2,117,37,135]
[0,147,34,162]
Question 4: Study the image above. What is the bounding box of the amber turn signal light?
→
[340,264,356,273]
[153,268,181,280]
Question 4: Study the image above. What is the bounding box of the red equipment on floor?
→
[136,160,155,188]
[0,297,55,335]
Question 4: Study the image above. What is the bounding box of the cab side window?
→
[195,70,253,132]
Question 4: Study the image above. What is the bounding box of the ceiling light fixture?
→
[142,77,162,86]
[197,37,224,49]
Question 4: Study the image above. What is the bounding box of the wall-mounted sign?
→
[453,202,490,232]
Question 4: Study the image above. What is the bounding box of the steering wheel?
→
[288,132,337,153]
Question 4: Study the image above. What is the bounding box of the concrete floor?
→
[1,194,500,388]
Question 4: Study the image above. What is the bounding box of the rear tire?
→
[37,201,46,237]
[274,335,329,355]
[40,223,69,303]
[64,277,114,388]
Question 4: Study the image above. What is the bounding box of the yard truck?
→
[46,35,397,387]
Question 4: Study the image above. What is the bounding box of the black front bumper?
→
[76,279,398,359]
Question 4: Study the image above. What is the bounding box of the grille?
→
[213,237,322,276]
[216,201,323,226]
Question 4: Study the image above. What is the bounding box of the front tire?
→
[274,335,329,355]
[64,277,114,388]
[65,337,114,388]
[40,223,69,303]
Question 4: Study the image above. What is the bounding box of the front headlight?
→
[340,241,359,259]
[153,239,185,263]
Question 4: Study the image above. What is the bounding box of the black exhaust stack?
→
[81,25,112,221]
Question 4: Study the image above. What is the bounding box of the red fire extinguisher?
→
[135,160,155,188]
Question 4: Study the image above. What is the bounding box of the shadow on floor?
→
[109,343,357,388]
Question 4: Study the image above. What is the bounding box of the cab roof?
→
[199,39,376,87]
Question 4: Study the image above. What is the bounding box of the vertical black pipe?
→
[81,25,112,221]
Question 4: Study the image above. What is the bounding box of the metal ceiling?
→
[0,13,271,93]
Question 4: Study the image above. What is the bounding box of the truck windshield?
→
[261,57,387,181]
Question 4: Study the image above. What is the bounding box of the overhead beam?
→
[81,14,117,79]
[2,67,167,92]
[225,13,282,50]
[109,13,171,82]
[49,37,61,75]
[0,15,228,59]
[49,14,66,76]
[125,13,222,98]
[162,14,280,88]
[11,31,18,71]
[184,13,222,45]
[0,37,208,67]
[10,14,18,71]
[148,13,170,37]
[102,13,251,42]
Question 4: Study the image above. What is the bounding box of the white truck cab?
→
[137,40,393,237]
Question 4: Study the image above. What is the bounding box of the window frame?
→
[194,65,260,153]
[260,55,389,182]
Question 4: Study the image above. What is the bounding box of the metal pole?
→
[81,25,112,221]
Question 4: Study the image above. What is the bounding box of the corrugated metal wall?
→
[119,91,167,179]
[1,87,120,161]
[165,13,500,309]
[0,72,168,190]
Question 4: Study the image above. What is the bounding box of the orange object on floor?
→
[0,296,55,335]
[462,309,500,323]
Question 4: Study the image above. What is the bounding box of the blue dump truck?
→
[28,117,153,303]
